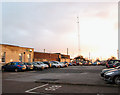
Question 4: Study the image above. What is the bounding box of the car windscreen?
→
[33,63,38,65]
[109,60,120,64]
[26,63,32,65]
[51,61,58,64]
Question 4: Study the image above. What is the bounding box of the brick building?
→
[34,52,70,62]
[0,44,34,63]
[0,44,70,65]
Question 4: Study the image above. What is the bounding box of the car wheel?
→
[114,76,120,85]
[41,67,44,70]
[2,68,5,72]
[15,68,18,72]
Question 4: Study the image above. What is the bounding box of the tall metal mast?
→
[77,16,80,56]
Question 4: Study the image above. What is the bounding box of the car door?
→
[6,62,12,71]
[11,62,17,70]
[116,63,120,67]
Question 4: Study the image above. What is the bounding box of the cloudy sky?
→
[2,2,118,59]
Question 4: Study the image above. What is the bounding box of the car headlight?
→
[106,72,114,75]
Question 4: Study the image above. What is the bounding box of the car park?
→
[2,62,26,72]
[101,66,120,77]
[104,68,120,85]
[23,62,34,70]
[43,61,52,68]
[106,60,120,68]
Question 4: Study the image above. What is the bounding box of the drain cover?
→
[40,79,59,81]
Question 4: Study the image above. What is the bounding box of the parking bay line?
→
[25,84,49,93]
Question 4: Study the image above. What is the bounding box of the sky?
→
[2,2,118,60]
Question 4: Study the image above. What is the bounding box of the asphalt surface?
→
[2,66,120,95]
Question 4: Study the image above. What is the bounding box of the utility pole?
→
[77,16,80,56]
[67,48,68,55]
[89,52,90,60]
[117,49,119,59]
[44,49,45,53]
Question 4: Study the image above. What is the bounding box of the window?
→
[7,62,11,65]
[11,62,16,65]
[19,53,23,62]
[2,52,6,62]
[28,54,31,62]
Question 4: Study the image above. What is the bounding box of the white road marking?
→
[45,85,62,91]
[25,84,48,93]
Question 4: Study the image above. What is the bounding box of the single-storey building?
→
[0,44,71,65]
[0,44,34,64]
[34,52,70,62]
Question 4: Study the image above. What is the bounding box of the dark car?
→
[72,62,77,66]
[43,61,52,68]
[101,66,120,77]
[104,68,120,85]
[23,62,33,70]
[113,62,120,68]
[100,60,107,66]
[106,60,120,68]
[2,62,26,72]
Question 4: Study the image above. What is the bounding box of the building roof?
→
[0,44,34,49]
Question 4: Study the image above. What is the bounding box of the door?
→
[10,62,17,70]
[6,63,12,71]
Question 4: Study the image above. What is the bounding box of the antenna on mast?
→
[77,16,80,56]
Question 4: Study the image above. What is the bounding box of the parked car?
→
[32,62,45,70]
[68,62,73,66]
[92,62,97,66]
[76,62,80,65]
[100,60,107,66]
[23,62,33,70]
[104,68,120,85]
[54,61,65,68]
[43,61,52,68]
[97,61,101,65]
[72,62,77,66]
[64,62,72,66]
[112,62,120,68]
[83,61,92,66]
[101,66,120,77]
[50,61,60,68]
[37,62,49,69]
[2,62,26,72]
[60,62,68,67]
[106,60,120,68]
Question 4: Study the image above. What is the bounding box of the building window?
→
[2,52,6,62]
[28,54,31,62]
[19,53,23,62]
